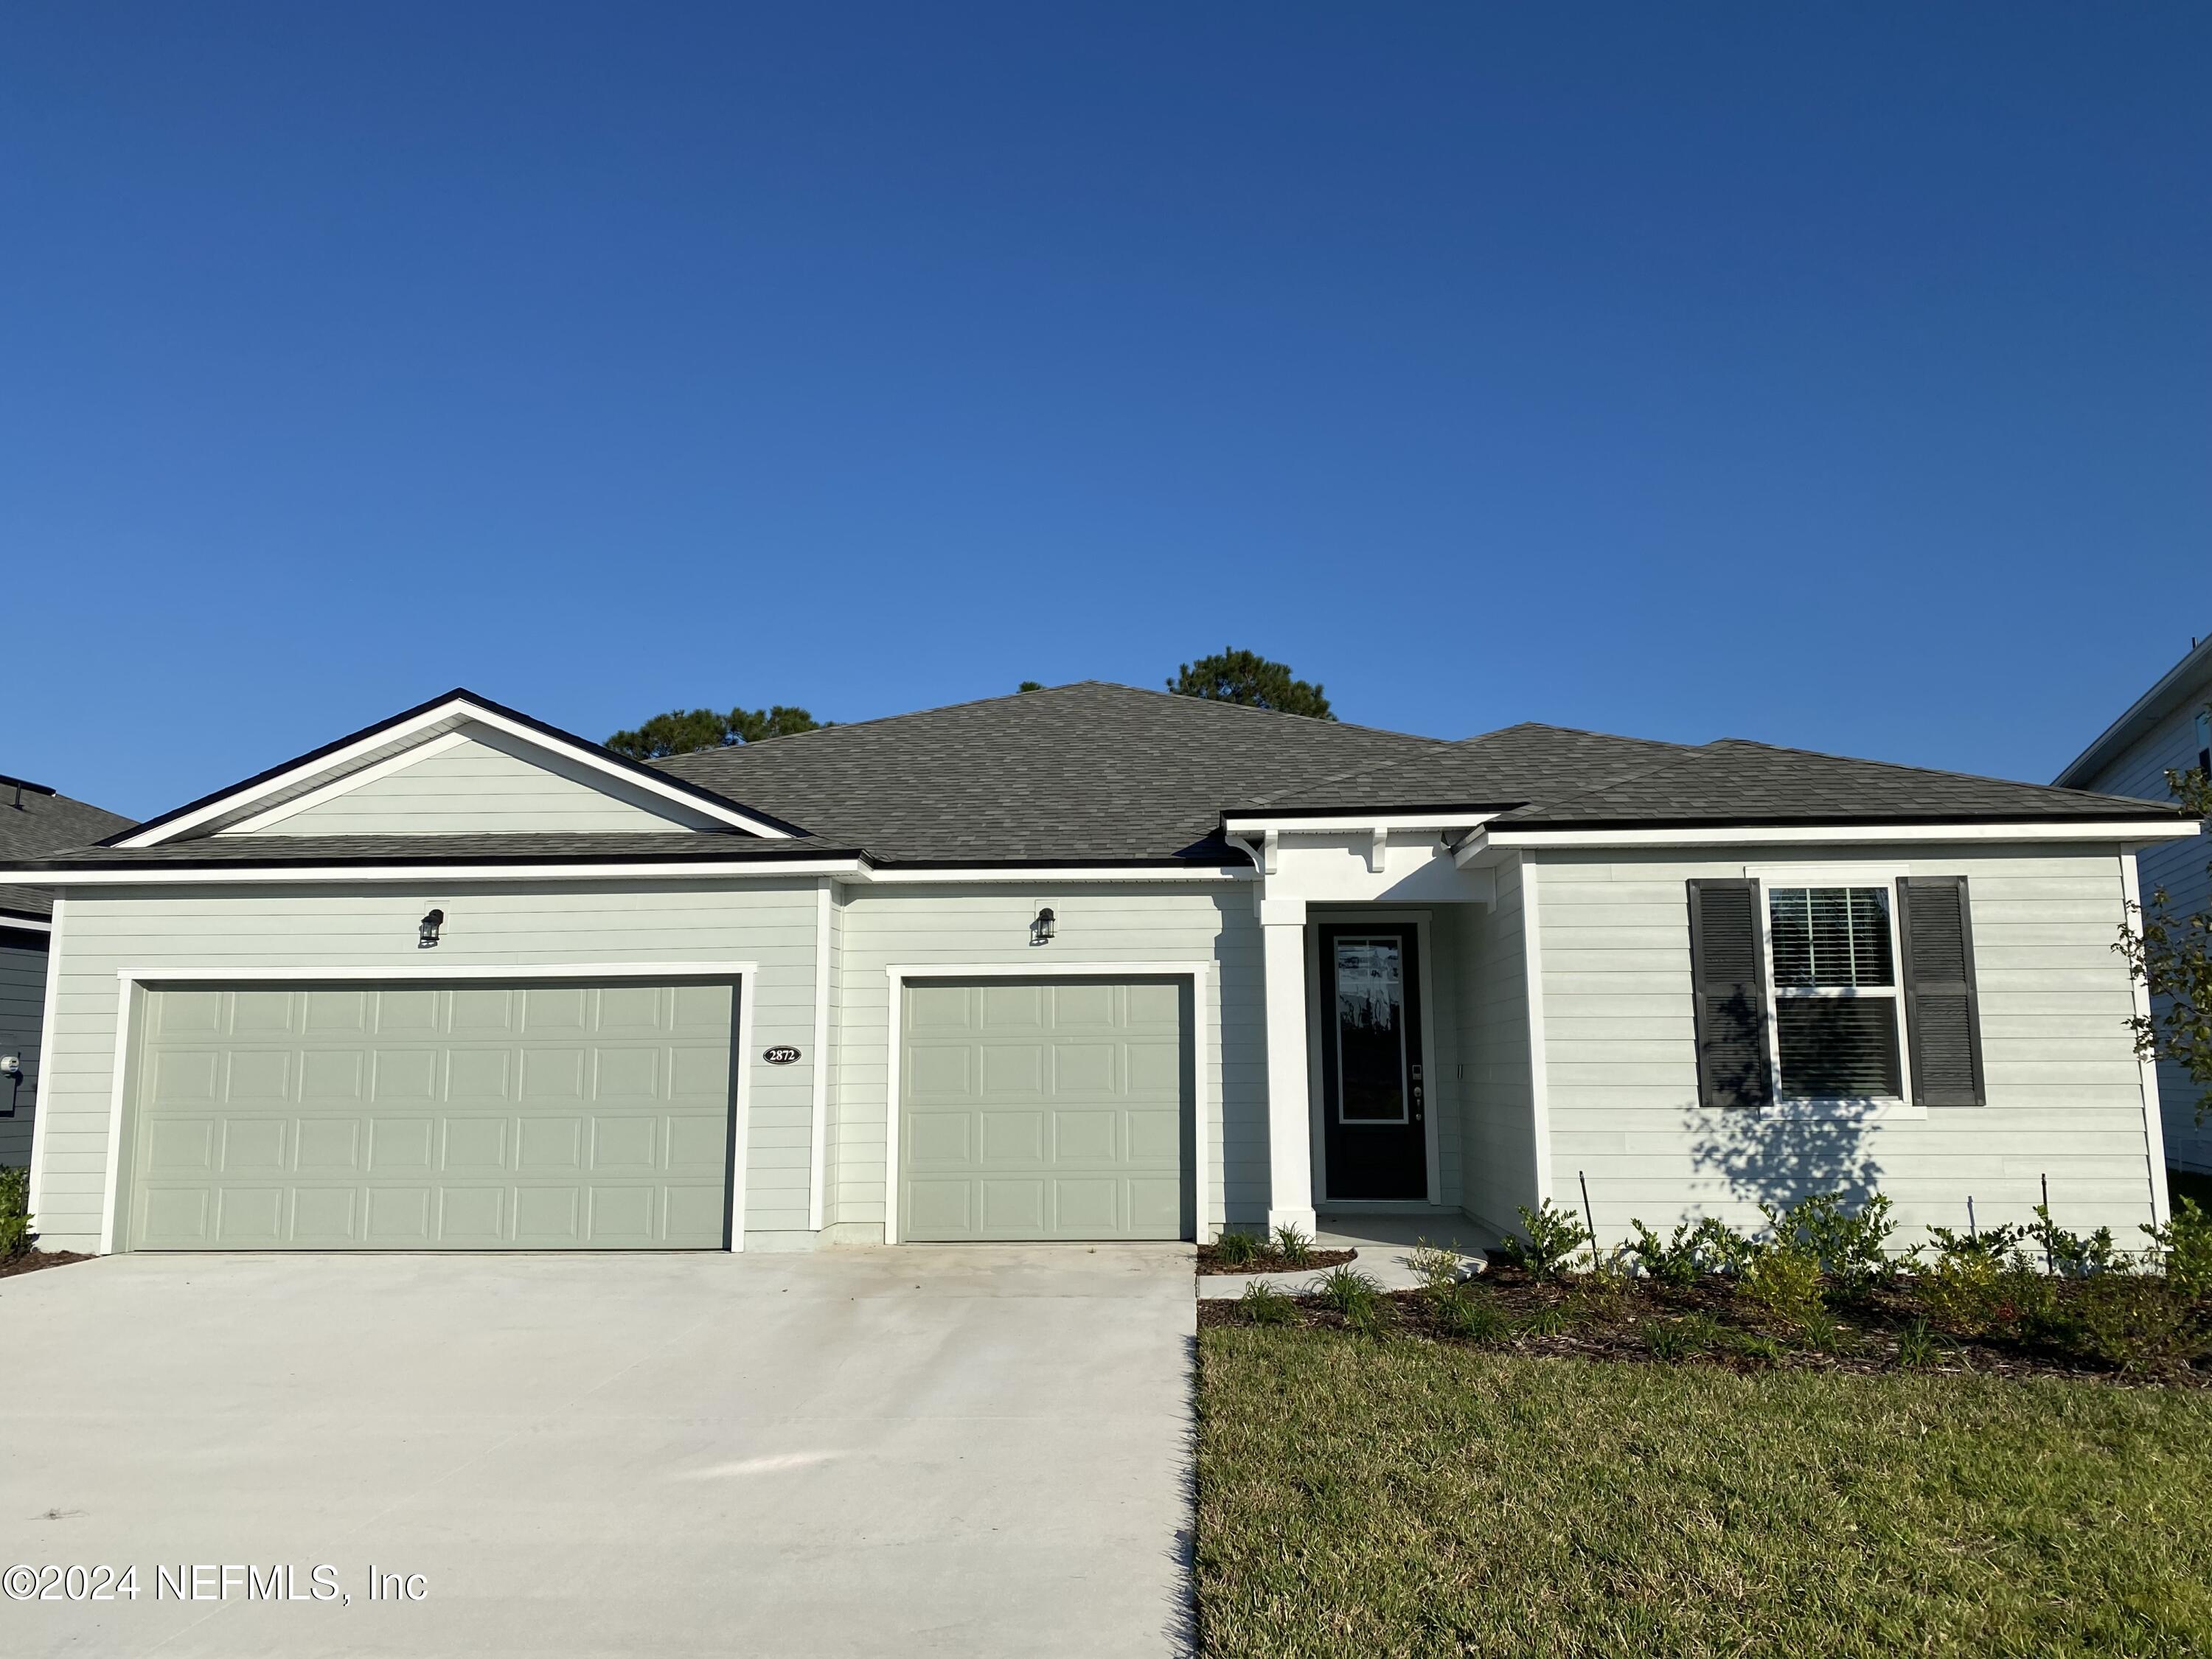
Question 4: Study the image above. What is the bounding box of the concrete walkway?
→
[1195,1212,1500,1300]
[0,1245,1195,1658]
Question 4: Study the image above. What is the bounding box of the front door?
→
[1317,923,1427,1200]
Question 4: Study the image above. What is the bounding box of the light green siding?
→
[32,880,819,1253]
[1531,845,2163,1245]
[0,937,49,1168]
[234,723,714,836]
[1444,863,1538,1236]
[127,981,734,1248]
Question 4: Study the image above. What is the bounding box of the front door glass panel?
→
[1334,937,1408,1122]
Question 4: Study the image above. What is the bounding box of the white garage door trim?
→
[100,961,759,1253]
[883,961,1211,1246]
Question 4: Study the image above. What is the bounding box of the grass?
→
[1197,1326,2212,1658]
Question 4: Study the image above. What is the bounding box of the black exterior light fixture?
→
[419,908,445,949]
[1030,907,1057,947]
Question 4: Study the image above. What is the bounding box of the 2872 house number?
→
[762,1046,802,1065]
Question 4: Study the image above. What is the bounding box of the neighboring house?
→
[2056,636,2212,1172]
[0,775,134,1169]
[0,684,2198,1259]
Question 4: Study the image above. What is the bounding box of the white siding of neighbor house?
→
[1531,845,2165,1247]
[1445,860,1539,1238]
[831,883,1260,1241]
[232,723,714,836]
[30,880,821,1253]
[2073,692,2212,1169]
[0,936,50,1168]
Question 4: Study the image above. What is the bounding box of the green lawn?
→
[1197,1326,2212,1658]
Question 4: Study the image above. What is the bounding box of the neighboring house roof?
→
[2054,635,2212,790]
[0,776,135,922]
[1,683,2189,880]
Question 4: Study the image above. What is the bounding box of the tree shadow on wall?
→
[1686,1106,1885,1214]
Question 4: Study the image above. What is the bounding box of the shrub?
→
[2069,1275,2212,1374]
[1497,1200,1591,1280]
[1895,1318,1940,1370]
[1312,1265,1385,1323]
[1271,1224,1316,1269]
[1520,1305,1571,1340]
[1407,1238,1467,1295]
[1432,1290,1508,1345]
[2028,1203,2121,1279]
[1644,1315,1720,1361]
[1738,1245,1826,1335]
[1238,1282,1298,1326]
[0,1167,28,1260]
[1211,1228,1262,1268]
[1763,1192,1896,1295]
[2143,1197,2212,1298]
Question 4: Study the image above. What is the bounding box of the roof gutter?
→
[2053,636,2212,790]
[1453,816,2203,863]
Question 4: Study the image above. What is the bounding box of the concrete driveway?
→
[0,1245,1195,1658]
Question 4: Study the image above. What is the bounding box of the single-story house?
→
[0,774,133,1169]
[2056,635,2212,1172]
[1,684,2200,1258]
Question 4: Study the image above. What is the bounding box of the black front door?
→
[1317,922,1427,1200]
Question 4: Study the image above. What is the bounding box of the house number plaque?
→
[762,1046,802,1065]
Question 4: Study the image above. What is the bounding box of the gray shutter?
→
[1686,879,1773,1109]
[1896,876,1985,1107]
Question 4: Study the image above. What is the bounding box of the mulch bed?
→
[1196,1262,2212,1388]
[0,1250,91,1281]
[1195,1244,1359,1277]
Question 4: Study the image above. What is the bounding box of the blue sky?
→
[4,3,2206,819]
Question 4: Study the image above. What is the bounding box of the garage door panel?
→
[901,978,1188,1242]
[131,981,735,1251]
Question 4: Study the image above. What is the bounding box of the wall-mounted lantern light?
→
[419,908,445,949]
[1,1054,21,1118]
[1030,907,1057,947]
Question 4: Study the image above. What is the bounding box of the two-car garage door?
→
[126,981,737,1251]
[899,977,1192,1242]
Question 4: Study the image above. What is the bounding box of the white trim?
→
[857,865,1251,885]
[216,731,472,834]
[1518,855,1555,1206]
[96,960,761,1255]
[24,894,65,1222]
[114,696,796,847]
[880,960,1214,1247]
[9,860,869,886]
[2120,849,2172,1229]
[1467,818,2200,855]
[1225,813,1501,835]
[1,915,53,934]
[1750,872,1913,1113]
[807,878,832,1233]
[2,860,1254,889]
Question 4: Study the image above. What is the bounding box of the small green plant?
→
[2069,1274,2212,1374]
[1520,1304,1571,1340]
[1738,1245,1826,1335]
[1497,1200,1592,1280]
[0,1167,29,1260]
[1312,1265,1385,1321]
[1763,1192,1896,1295]
[1625,1217,1747,1286]
[2143,1197,2212,1298]
[1727,1331,1787,1364]
[1407,1238,1466,1295]
[2028,1203,2121,1279]
[1272,1223,1316,1268]
[1211,1228,1262,1268]
[1238,1281,1298,1326]
[1644,1316,1719,1361]
[1895,1318,1940,1370]
[1432,1289,1508,1345]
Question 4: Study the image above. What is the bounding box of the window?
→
[1332,936,1409,1121]
[1765,886,1903,1099]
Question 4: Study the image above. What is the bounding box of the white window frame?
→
[1745,863,1921,1121]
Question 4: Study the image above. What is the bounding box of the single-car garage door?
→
[126,981,737,1250]
[900,977,1190,1242]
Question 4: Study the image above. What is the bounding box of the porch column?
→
[1259,896,1316,1235]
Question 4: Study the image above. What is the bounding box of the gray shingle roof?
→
[653,682,1445,863]
[0,783,134,920]
[1240,723,1694,813]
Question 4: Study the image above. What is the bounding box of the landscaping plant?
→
[0,1167,29,1261]
[1271,1223,1316,1268]
[1497,1199,1591,1279]
[1211,1228,1262,1269]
